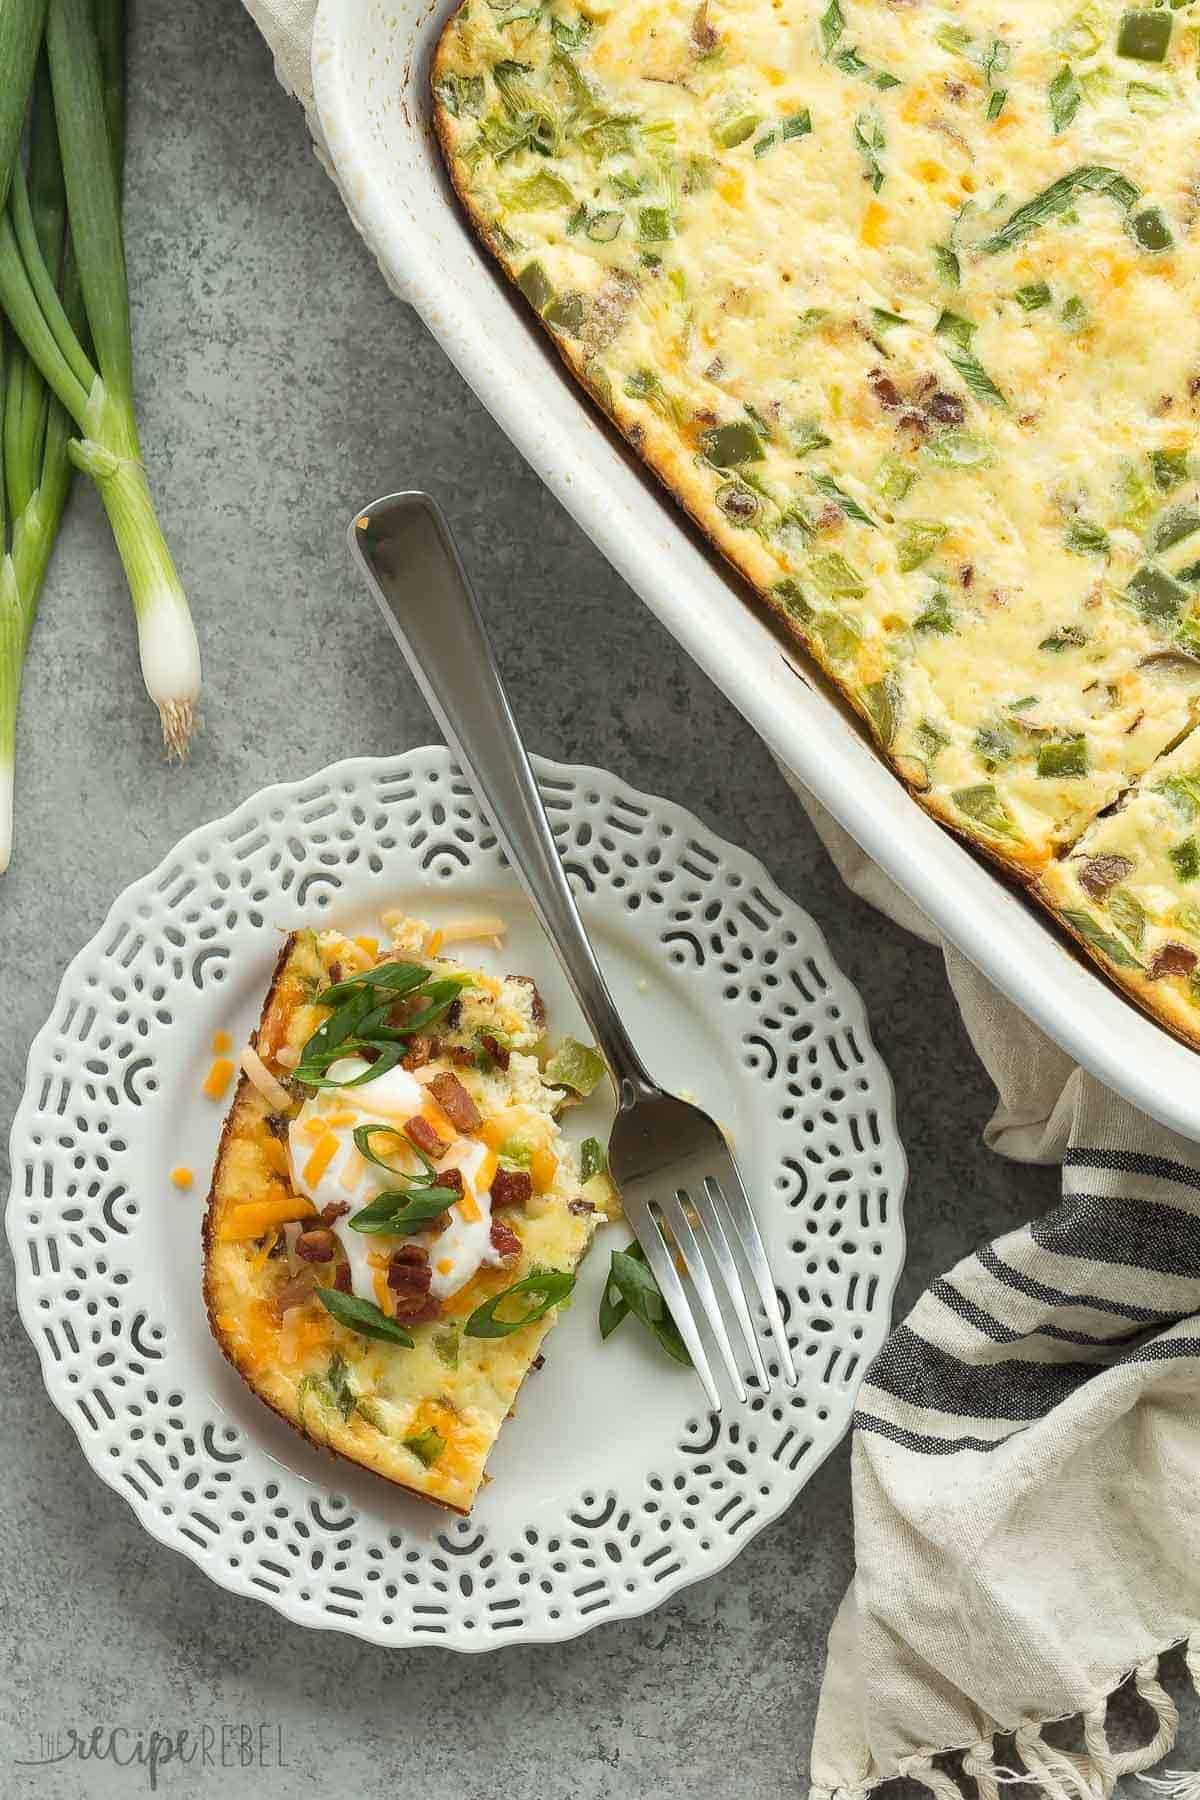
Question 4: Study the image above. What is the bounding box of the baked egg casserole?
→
[433,0,1200,1042]
[203,919,612,1513]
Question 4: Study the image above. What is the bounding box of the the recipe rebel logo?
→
[15,1722,288,1790]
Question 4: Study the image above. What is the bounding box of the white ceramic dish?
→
[310,0,1200,1141]
[6,749,905,1649]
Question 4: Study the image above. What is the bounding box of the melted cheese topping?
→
[435,0,1200,1036]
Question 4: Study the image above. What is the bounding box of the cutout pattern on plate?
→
[7,749,905,1649]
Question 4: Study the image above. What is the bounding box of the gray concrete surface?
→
[1,3,1197,1796]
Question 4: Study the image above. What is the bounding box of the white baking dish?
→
[311,0,1200,1140]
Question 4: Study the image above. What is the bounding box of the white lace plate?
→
[6,748,906,1650]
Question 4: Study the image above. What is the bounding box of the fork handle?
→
[350,491,655,1099]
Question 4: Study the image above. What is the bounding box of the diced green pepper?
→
[714,109,760,148]
[545,1038,607,1096]
[809,552,866,597]
[773,577,815,622]
[1171,837,1200,881]
[1116,9,1172,61]
[1127,563,1190,624]
[952,784,1015,836]
[546,292,588,335]
[501,170,573,211]
[404,1428,446,1468]
[1130,206,1173,252]
[1037,737,1090,779]
[585,209,624,242]
[1109,888,1147,948]
[914,592,955,634]
[1151,449,1191,493]
[896,519,949,572]
[701,420,766,467]
[862,677,900,747]
[518,261,555,315]
[815,609,862,662]
[1015,281,1052,311]
[874,454,917,503]
[1064,520,1110,556]
[638,205,673,241]
[1149,503,1200,553]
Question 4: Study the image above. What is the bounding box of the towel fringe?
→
[812,1642,1200,1800]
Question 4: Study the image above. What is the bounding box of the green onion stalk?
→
[0,38,70,873]
[0,0,199,768]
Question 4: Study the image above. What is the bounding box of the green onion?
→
[934,310,1008,408]
[1108,889,1146,948]
[599,1242,690,1364]
[982,165,1139,253]
[1060,909,1142,969]
[713,108,759,149]
[1049,64,1081,133]
[853,108,886,191]
[914,591,955,634]
[0,0,199,756]
[811,472,877,527]
[1015,280,1052,310]
[465,1268,576,1337]
[580,1136,608,1181]
[315,1287,415,1347]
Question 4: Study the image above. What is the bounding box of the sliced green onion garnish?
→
[315,1287,415,1347]
[465,1269,576,1338]
[1037,737,1089,780]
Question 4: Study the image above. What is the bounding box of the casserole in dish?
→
[312,0,1200,1140]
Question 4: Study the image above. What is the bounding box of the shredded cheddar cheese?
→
[202,1057,235,1100]
[170,1165,194,1190]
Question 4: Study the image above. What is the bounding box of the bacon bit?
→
[328,959,344,985]
[212,1029,233,1054]
[926,390,965,425]
[490,1167,533,1210]
[532,1354,546,1371]
[816,502,844,532]
[265,1111,289,1139]
[202,1057,236,1101]
[295,1228,338,1263]
[1076,855,1135,902]
[568,1198,596,1216]
[394,1293,442,1324]
[1148,944,1198,981]
[868,368,903,411]
[428,1071,482,1133]
[490,1217,523,1262]
[480,1033,510,1071]
[430,1167,463,1206]
[510,975,546,1029]
[320,1200,350,1224]
[388,1245,433,1292]
[402,1034,433,1071]
[959,565,974,588]
[170,1166,194,1191]
[333,1263,352,1293]
[406,1114,450,1160]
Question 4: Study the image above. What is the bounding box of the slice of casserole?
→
[434,0,1200,1044]
[203,922,607,1513]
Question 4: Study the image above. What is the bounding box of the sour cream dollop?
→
[287,1056,502,1301]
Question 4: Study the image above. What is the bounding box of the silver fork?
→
[349,491,798,1410]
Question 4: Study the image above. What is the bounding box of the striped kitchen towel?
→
[801,790,1200,1800]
